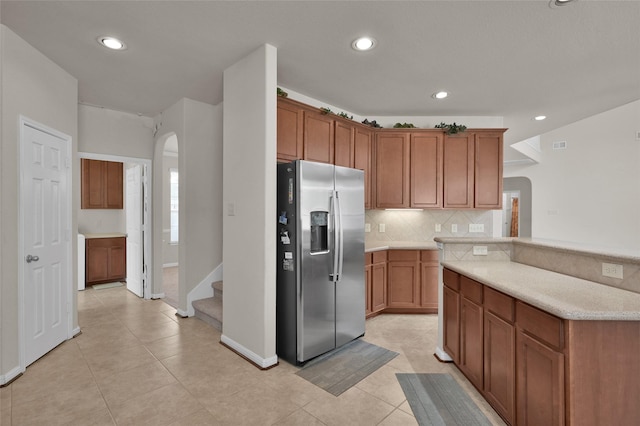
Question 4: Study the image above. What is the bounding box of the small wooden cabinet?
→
[370,251,388,315]
[277,99,304,162]
[81,159,123,209]
[303,110,334,164]
[86,236,126,284]
[387,250,420,308]
[459,276,484,390]
[411,133,443,208]
[443,133,475,208]
[354,127,373,209]
[443,268,461,363]
[420,250,439,310]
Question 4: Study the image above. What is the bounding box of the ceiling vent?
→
[552,141,567,150]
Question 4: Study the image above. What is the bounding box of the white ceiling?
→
[2,1,639,162]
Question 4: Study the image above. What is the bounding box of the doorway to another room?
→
[78,152,152,298]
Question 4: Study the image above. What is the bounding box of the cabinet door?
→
[365,263,372,316]
[443,285,460,363]
[460,297,484,390]
[81,159,106,209]
[277,100,304,162]
[443,133,474,208]
[387,251,420,308]
[86,243,110,283]
[109,238,127,280]
[420,250,439,310]
[371,262,387,313]
[516,331,565,426]
[334,121,354,168]
[354,128,372,209]
[375,133,410,208]
[475,131,503,209]
[411,133,443,208]
[484,311,516,424]
[304,111,334,164]
[105,161,123,209]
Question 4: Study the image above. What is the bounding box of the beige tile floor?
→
[0,286,506,425]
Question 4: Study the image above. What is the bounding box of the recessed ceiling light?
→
[352,37,376,51]
[98,36,126,50]
[534,115,547,121]
[549,0,577,8]
[432,91,449,100]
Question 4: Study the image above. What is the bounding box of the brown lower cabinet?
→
[365,249,438,318]
[443,268,640,426]
[86,237,126,285]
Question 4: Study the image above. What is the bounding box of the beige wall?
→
[222,44,277,366]
[152,98,223,310]
[0,25,78,382]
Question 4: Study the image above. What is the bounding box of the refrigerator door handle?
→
[335,190,344,282]
[329,191,339,282]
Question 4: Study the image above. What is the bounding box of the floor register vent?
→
[552,141,567,150]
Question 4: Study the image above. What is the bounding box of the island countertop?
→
[442,260,640,321]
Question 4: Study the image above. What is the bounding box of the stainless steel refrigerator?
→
[276,160,365,364]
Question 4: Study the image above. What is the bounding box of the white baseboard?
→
[151,293,165,299]
[185,263,223,317]
[71,326,81,338]
[162,262,178,268]
[175,309,189,318]
[0,365,23,386]
[434,346,453,362]
[221,334,278,369]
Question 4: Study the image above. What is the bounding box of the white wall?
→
[152,98,223,310]
[222,44,278,367]
[505,100,640,251]
[0,25,78,382]
[77,105,154,235]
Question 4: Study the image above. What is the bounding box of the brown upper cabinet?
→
[443,130,504,209]
[276,100,304,162]
[81,159,123,209]
[276,97,505,210]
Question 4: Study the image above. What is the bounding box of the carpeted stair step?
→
[193,296,222,331]
[193,281,223,330]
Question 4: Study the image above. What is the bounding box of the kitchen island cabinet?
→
[442,265,640,426]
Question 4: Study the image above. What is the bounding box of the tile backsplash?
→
[365,209,497,243]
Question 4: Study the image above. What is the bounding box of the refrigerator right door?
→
[334,165,366,347]
[298,161,336,362]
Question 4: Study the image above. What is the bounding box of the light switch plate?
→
[379,223,386,233]
[602,262,623,279]
[473,246,488,256]
[451,224,458,233]
[435,223,442,232]
[365,223,371,233]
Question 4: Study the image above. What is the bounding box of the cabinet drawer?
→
[516,301,564,350]
[365,252,373,265]
[443,268,460,291]
[484,286,515,323]
[372,250,387,263]
[460,276,483,304]
[388,250,419,262]
[420,250,438,261]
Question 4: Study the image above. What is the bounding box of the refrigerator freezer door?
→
[298,161,337,362]
[334,165,366,347]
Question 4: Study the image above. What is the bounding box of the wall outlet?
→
[227,202,236,216]
[469,224,484,232]
[451,224,458,233]
[365,223,371,233]
[435,223,442,232]
[473,246,488,256]
[379,223,385,233]
[602,262,623,279]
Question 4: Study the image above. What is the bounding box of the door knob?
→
[26,254,39,263]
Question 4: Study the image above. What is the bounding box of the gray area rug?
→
[92,282,123,290]
[296,339,398,396]
[396,373,493,426]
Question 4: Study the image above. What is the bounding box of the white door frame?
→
[78,152,153,299]
[18,116,73,371]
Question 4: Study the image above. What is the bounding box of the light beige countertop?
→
[82,233,127,239]
[442,260,640,321]
[434,237,514,244]
[365,241,438,252]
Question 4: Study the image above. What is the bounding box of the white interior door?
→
[126,164,144,297]
[22,122,70,366]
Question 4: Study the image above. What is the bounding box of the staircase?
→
[192,280,223,331]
